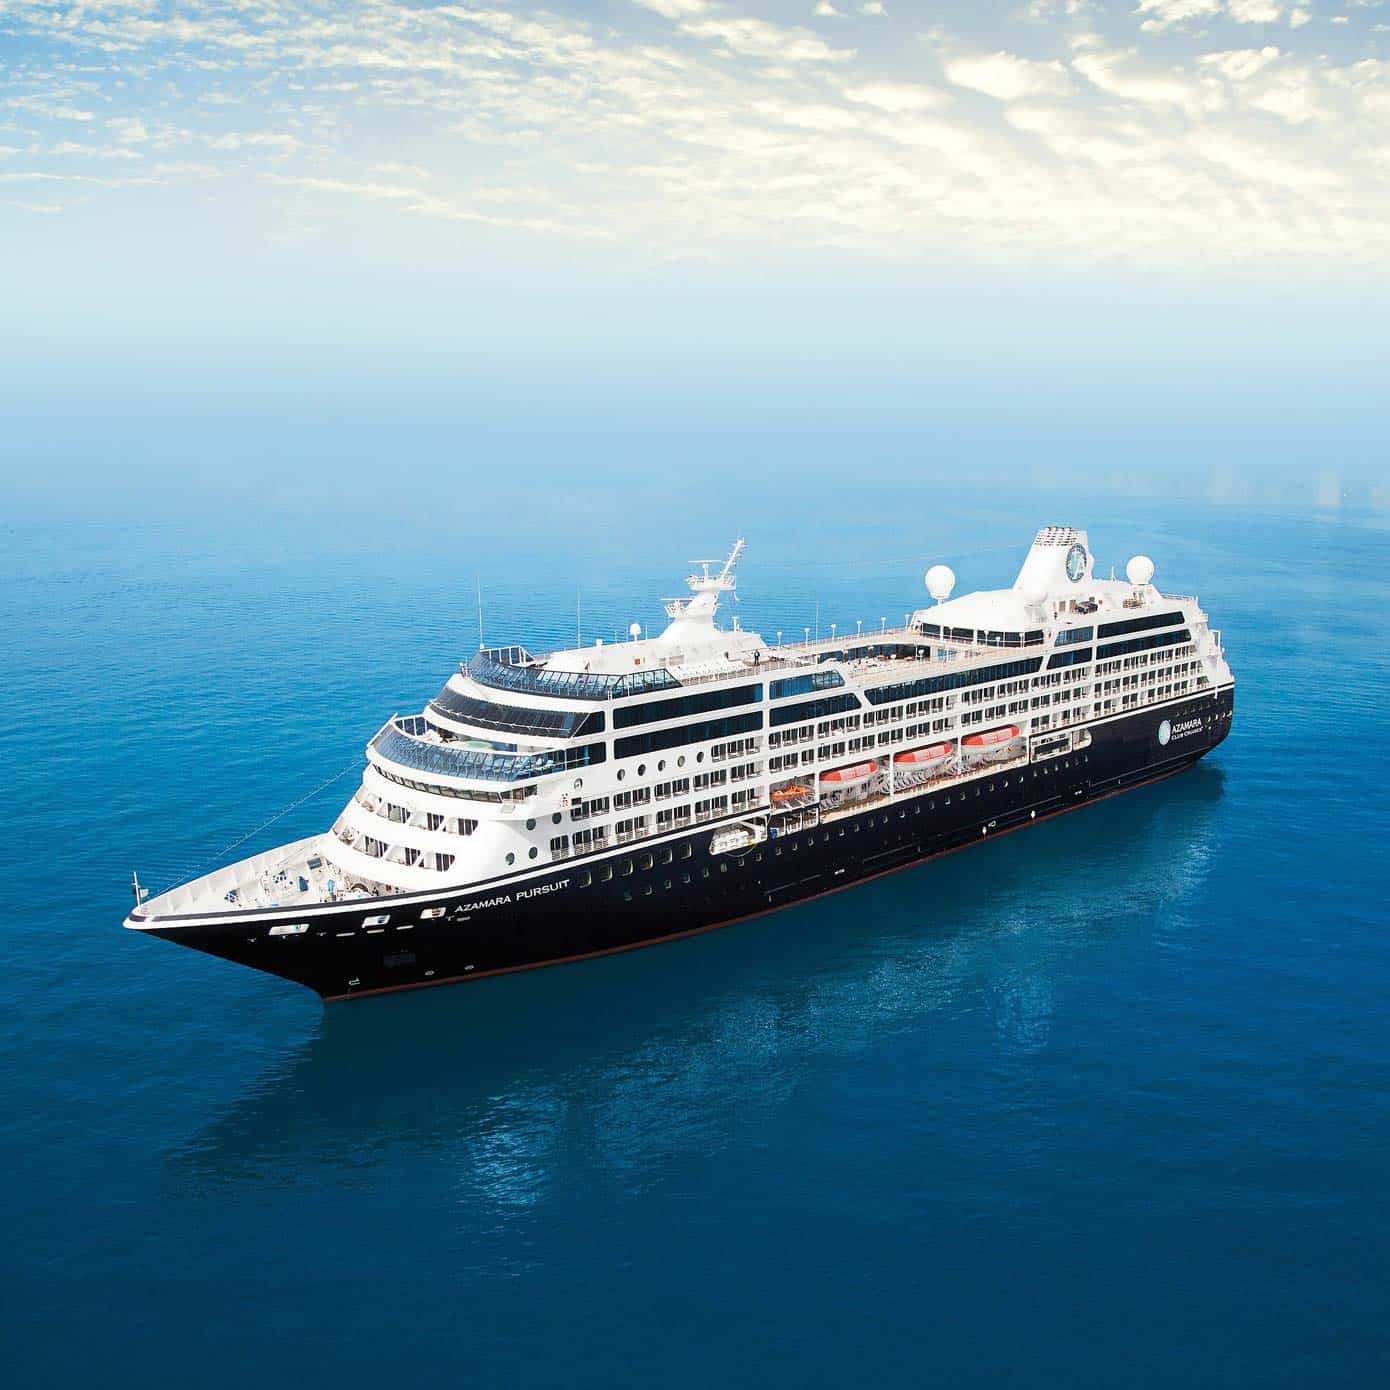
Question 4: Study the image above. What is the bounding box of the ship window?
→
[660,848,673,865]
[638,764,647,776]
[505,852,515,865]
[599,864,613,882]
[679,844,692,859]
[702,867,710,878]
[621,859,634,876]
[639,852,653,870]
[623,891,632,902]
[720,863,728,873]
[578,870,592,887]
[526,818,536,830]
[551,812,562,825]
[664,879,672,890]
[658,760,666,772]
[528,847,538,859]
[643,884,653,896]
[682,872,691,884]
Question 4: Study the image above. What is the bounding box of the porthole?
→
[617,769,626,782]
[677,755,686,768]
[642,884,653,896]
[638,763,647,776]
[526,818,536,830]
[551,812,562,825]
[696,751,705,763]
[639,852,653,870]
[599,865,613,882]
[578,870,592,887]
[702,866,711,878]
[664,879,672,890]
[658,759,666,772]
[720,862,728,873]
[528,847,538,860]
[505,852,515,866]
[621,860,634,876]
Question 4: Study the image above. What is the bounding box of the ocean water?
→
[2,489,1387,1387]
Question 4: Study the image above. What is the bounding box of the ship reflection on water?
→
[169,765,1227,1203]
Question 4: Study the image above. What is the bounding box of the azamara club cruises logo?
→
[1158,716,1203,746]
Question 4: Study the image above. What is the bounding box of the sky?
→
[2,0,1388,515]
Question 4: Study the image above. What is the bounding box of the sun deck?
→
[132,836,388,920]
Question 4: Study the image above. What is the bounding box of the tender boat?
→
[961,725,1023,762]
[820,760,878,788]
[893,743,953,768]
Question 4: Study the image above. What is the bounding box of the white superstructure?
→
[137,529,1231,919]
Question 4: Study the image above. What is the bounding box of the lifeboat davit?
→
[820,760,878,788]
[894,742,953,768]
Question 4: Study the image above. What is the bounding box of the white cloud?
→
[859,2,887,14]
[630,0,709,17]
[944,51,1074,101]
[1289,7,1311,25]
[1227,0,1282,21]
[106,116,150,144]
[680,17,852,62]
[1197,46,1281,80]
[1248,68,1326,122]
[813,2,841,14]
[1134,0,1222,32]
[1073,46,1219,112]
[841,80,949,112]
[1027,0,1100,18]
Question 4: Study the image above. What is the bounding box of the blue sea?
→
[3,485,1387,1387]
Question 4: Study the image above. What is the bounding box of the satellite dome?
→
[1126,555,1155,586]
[1023,582,1048,609]
[925,565,956,602]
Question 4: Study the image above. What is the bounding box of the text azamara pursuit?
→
[126,528,1235,1000]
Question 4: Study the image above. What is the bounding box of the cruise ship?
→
[125,528,1234,1000]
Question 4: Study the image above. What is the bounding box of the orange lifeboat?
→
[894,742,953,767]
[961,725,1020,749]
[820,760,878,788]
[770,783,813,805]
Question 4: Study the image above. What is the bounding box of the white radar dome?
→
[1023,582,1048,610]
[925,565,956,602]
[1126,555,1155,586]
